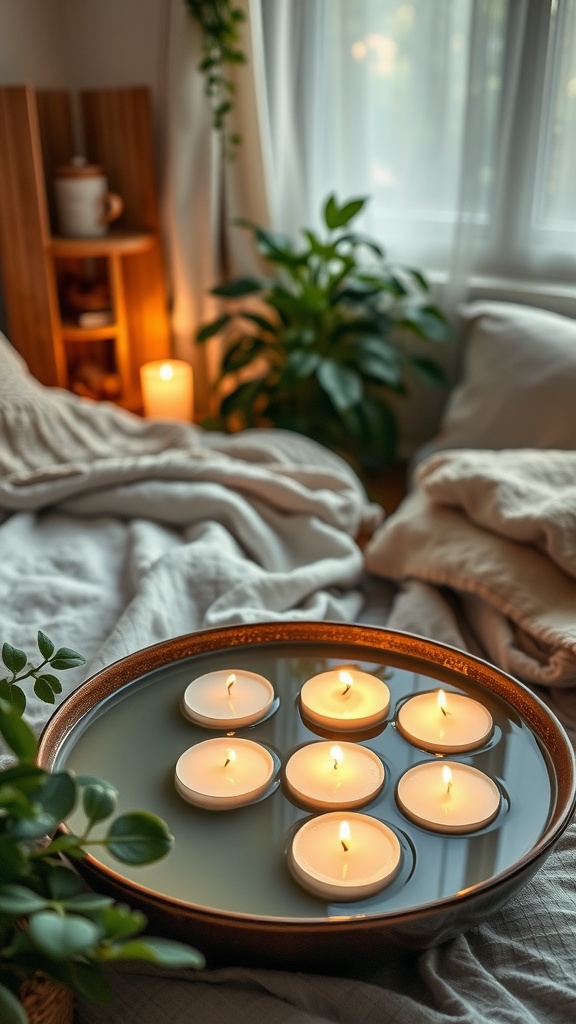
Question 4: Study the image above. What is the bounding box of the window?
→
[261,0,576,287]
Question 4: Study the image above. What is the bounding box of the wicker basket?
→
[19,974,74,1024]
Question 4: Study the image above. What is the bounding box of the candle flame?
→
[226,673,236,696]
[331,744,344,770]
[224,748,236,769]
[437,689,449,716]
[442,764,453,794]
[339,670,354,696]
[159,362,175,381]
[339,820,351,852]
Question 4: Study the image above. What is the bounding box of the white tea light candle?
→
[396,689,493,753]
[300,668,390,732]
[396,760,501,834]
[182,669,275,729]
[288,812,401,901]
[140,359,194,421]
[175,737,275,810]
[284,741,385,810]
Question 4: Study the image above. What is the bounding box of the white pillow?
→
[422,301,576,454]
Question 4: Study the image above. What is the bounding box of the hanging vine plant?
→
[184,0,247,159]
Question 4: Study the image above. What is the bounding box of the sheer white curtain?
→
[260,0,576,297]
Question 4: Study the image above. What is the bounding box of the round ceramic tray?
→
[38,622,576,971]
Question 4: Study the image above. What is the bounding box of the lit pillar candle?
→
[182,669,275,729]
[396,689,493,753]
[175,737,276,810]
[284,741,385,810]
[140,359,194,421]
[396,760,501,834]
[288,812,401,901]
[299,668,390,733]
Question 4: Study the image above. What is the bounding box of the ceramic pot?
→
[54,156,123,238]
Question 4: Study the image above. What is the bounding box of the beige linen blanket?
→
[365,447,576,735]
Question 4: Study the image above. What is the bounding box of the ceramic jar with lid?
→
[53,156,124,238]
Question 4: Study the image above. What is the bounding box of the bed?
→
[1,299,576,1024]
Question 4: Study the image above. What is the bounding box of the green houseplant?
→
[0,633,204,1024]
[197,193,450,470]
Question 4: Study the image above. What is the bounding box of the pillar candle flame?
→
[442,764,453,795]
[226,673,236,695]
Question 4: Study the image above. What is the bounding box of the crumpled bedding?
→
[365,447,576,740]
[1,334,575,1023]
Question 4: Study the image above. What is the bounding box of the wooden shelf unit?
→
[0,85,171,409]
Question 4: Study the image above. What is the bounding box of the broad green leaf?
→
[337,232,385,258]
[38,673,62,694]
[82,782,118,824]
[0,838,26,881]
[37,630,55,659]
[46,865,85,901]
[0,884,49,915]
[303,230,339,261]
[33,677,56,704]
[324,193,366,230]
[28,910,102,958]
[0,680,26,716]
[316,360,363,412]
[0,701,37,761]
[106,812,173,865]
[0,983,27,1024]
[221,337,272,377]
[196,314,231,342]
[49,647,86,671]
[240,311,277,334]
[62,892,114,913]
[286,350,321,378]
[400,305,451,342]
[103,936,204,969]
[96,904,147,941]
[211,277,263,298]
[35,771,77,825]
[1,643,27,675]
[409,356,447,388]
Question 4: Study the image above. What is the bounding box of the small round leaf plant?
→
[0,633,204,1023]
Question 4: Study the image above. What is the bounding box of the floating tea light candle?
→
[175,737,276,810]
[288,811,402,901]
[284,741,385,810]
[299,668,390,733]
[396,760,501,834]
[182,669,275,729]
[396,689,493,753]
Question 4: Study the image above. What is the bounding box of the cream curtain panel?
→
[163,0,272,418]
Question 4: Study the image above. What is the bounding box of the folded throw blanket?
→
[364,448,576,733]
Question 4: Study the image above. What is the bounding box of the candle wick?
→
[440,705,450,717]
[341,839,349,852]
[333,759,339,770]
[227,681,234,696]
[342,683,351,696]
[446,780,452,795]
[224,757,231,768]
